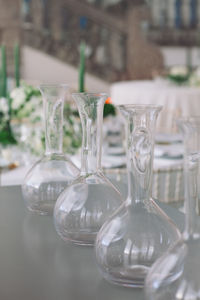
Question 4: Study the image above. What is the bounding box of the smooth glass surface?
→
[145,117,200,300]
[54,93,123,246]
[22,84,79,215]
[95,104,180,287]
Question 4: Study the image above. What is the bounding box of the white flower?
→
[169,66,188,76]
[28,95,43,122]
[29,95,42,105]
[0,97,9,114]
[24,101,34,113]
[11,87,27,110]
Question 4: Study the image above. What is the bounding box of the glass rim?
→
[118,104,163,111]
[72,92,108,97]
[38,83,69,89]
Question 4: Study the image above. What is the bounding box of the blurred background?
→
[1,0,200,206]
[1,0,200,90]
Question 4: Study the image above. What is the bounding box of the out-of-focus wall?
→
[126,5,164,80]
[0,0,21,76]
[21,46,110,93]
[161,47,200,67]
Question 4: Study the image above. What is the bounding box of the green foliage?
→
[167,74,189,85]
[0,122,16,145]
[79,41,85,93]
[103,103,116,118]
[0,68,3,97]
[63,102,82,153]
[1,45,7,97]
[0,42,82,153]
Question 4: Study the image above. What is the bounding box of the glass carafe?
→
[145,117,200,300]
[54,93,123,246]
[95,104,180,287]
[22,84,79,215]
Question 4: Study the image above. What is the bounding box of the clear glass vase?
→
[54,92,123,246]
[95,104,180,287]
[22,84,79,215]
[145,117,200,300]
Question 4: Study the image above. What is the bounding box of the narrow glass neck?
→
[73,93,106,175]
[178,119,200,240]
[126,115,154,205]
[184,152,200,240]
[44,96,64,155]
[39,84,68,156]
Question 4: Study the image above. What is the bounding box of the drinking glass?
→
[54,92,123,246]
[22,84,79,215]
[95,104,180,287]
[145,117,200,299]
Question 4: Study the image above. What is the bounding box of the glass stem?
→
[126,115,153,205]
[80,103,103,175]
[44,97,63,155]
[184,153,200,239]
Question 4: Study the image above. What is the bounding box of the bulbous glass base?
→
[22,154,79,215]
[54,172,123,246]
[95,198,180,287]
[145,236,200,300]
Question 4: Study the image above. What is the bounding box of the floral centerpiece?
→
[11,84,42,122]
[9,84,44,156]
[0,97,14,145]
[9,83,82,156]
[167,65,190,85]
[0,45,16,145]
[0,44,82,158]
[0,42,116,164]
[166,65,200,87]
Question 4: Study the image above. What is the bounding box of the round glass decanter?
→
[22,84,79,215]
[95,104,180,288]
[54,92,123,246]
[145,117,200,300]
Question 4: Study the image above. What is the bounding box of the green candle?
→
[0,67,3,97]
[1,45,7,97]
[79,41,85,93]
[14,44,20,87]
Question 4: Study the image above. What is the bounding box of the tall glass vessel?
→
[145,117,200,300]
[95,104,180,287]
[54,93,123,246]
[22,84,79,215]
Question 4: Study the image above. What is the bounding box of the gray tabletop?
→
[0,186,184,300]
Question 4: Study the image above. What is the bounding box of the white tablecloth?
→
[111,80,200,133]
[0,154,184,205]
[0,158,182,187]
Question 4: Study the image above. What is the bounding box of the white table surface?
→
[111,80,200,133]
[0,185,185,300]
[0,156,183,187]
[0,141,184,206]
